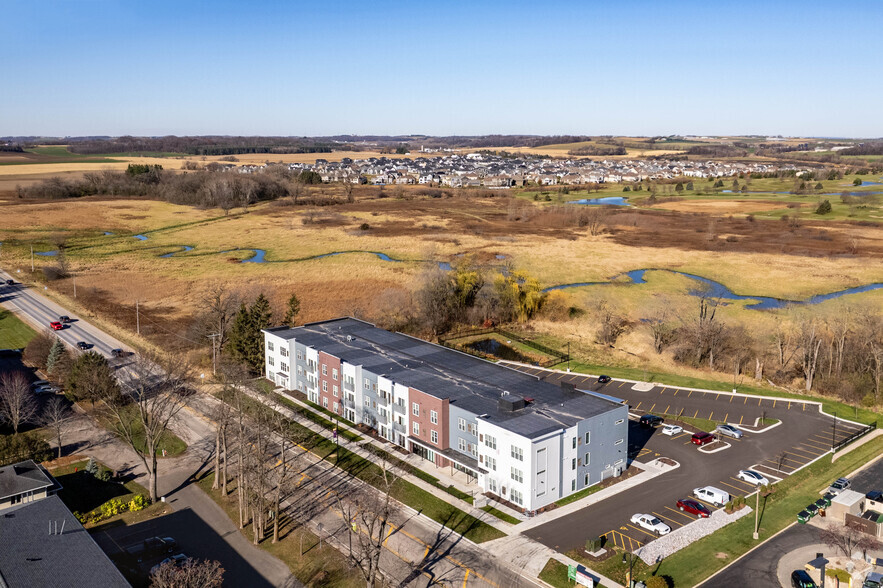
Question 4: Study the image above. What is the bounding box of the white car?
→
[630,513,671,535]
[716,424,743,439]
[661,424,683,436]
[737,469,769,486]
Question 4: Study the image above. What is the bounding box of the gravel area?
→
[636,506,753,564]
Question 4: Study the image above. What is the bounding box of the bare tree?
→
[211,400,233,491]
[582,206,608,236]
[200,283,238,350]
[344,181,355,203]
[771,318,797,371]
[40,396,71,458]
[645,304,676,354]
[99,353,190,502]
[150,557,224,588]
[820,521,880,557]
[0,371,39,434]
[797,319,824,392]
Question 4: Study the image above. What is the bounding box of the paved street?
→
[507,364,869,554]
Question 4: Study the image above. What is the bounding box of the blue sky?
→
[2,0,882,137]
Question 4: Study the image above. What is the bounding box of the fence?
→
[438,327,569,368]
[833,421,877,452]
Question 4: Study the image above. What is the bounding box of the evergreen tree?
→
[226,302,253,368]
[46,338,65,375]
[686,181,694,190]
[282,293,301,327]
[227,294,273,373]
[675,182,684,192]
[815,200,832,215]
[66,351,120,405]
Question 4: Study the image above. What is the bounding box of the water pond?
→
[465,338,530,362]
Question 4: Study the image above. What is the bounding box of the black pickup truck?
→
[124,536,178,563]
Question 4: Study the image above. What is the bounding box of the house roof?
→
[0,495,130,588]
[264,318,624,439]
[0,460,56,501]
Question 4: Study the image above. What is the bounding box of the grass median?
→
[0,309,36,348]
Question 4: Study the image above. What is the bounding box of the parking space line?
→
[665,506,697,521]
[688,390,693,397]
[665,405,670,414]
[673,390,678,396]
[723,413,728,422]
[744,396,747,404]
[618,382,626,388]
[661,388,668,394]
[709,411,713,420]
[626,523,649,535]
[758,398,762,406]
[649,403,656,413]
[635,402,642,410]
[718,480,748,494]
[730,477,757,489]
[693,409,699,418]
[787,447,816,458]
[692,496,718,509]
[800,441,828,452]
[730,395,733,403]
[788,401,791,409]
[652,511,684,527]
[672,432,690,440]
[739,415,744,425]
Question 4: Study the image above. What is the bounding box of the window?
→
[510,488,523,505]
[584,452,590,466]
[511,467,523,483]
[571,479,576,491]
[431,430,438,444]
[458,438,467,452]
[469,443,477,457]
[280,362,289,373]
[332,368,338,380]
[468,423,476,435]
[397,398,405,408]
[333,402,338,412]
[322,365,327,376]
[297,350,304,360]
[364,398,370,407]
[486,456,496,471]
[322,381,327,392]
[297,366,304,375]
[615,419,625,425]
[584,473,589,485]
[584,432,591,445]
[485,434,497,450]
[280,347,289,357]
[268,356,274,366]
[333,385,339,397]
[364,378,371,389]
[412,422,420,435]
[572,437,577,449]
[571,458,576,471]
[615,438,624,445]
[430,410,438,424]
[267,341,274,351]
[412,402,419,416]
[322,398,328,408]
[511,446,523,461]
[488,479,497,493]
[458,418,466,432]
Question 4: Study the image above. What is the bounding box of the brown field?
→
[652,200,789,214]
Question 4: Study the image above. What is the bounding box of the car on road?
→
[737,470,769,486]
[150,553,188,575]
[662,424,683,436]
[691,432,715,446]
[630,513,671,535]
[597,375,611,384]
[30,380,50,391]
[59,315,72,323]
[50,321,64,330]
[76,341,89,350]
[5,279,14,285]
[791,569,818,588]
[716,424,743,439]
[33,384,59,395]
[693,486,730,506]
[111,348,127,358]
[676,498,711,518]
[639,414,664,428]
[828,477,851,495]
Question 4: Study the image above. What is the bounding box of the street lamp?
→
[831,411,837,452]
[622,551,639,588]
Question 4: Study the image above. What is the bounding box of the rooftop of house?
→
[265,318,624,439]
[0,494,130,588]
[0,460,56,501]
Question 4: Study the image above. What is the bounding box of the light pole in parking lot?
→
[831,411,837,452]
[622,550,639,587]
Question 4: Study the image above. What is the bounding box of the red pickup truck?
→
[50,321,64,330]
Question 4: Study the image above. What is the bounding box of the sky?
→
[2,0,882,138]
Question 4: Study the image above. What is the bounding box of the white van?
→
[693,486,730,507]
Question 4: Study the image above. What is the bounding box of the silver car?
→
[716,424,743,439]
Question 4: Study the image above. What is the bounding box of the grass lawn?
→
[539,559,609,588]
[97,404,188,457]
[570,436,883,587]
[197,473,362,588]
[480,505,521,525]
[272,391,363,442]
[555,483,604,507]
[0,309,36,349]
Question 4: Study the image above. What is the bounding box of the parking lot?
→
[507,365,870,554]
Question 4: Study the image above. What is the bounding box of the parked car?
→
[50,321,63,330]
[737,470,770,486]
[125,536,178,563]
[30,380,50,391]
[150,553,188,575]
[691,432,715,446]
[640,414,664,428]
[76,341,89,350]
[797,509,812,524]
[33,384,59,395]
[866,490,882,502]
[58,315,72,323]
[791,569,818,588]
[693,486,730,507]
[630,513,671,535]
[676,498,711,518]
[716,424,743,439]
[828,478,851,495]
[662,424,683,436]
[864,571,883,588]
[597,375,611,384]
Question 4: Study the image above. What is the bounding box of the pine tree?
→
[226,302,253,368]
[248,294,273,371]
[85,457,98,475]
[282,294,300,327]
[46,338,65,375]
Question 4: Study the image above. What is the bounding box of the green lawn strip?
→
[233,392,502,543]
[196,474,362,588]
[552,360,880,427]
[271,392,362,442]
[480,505,520,525]
[574,436,883,587]
[538,559,609,588]
[555,483,604,507]
[0,309,37,348]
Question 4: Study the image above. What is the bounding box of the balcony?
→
[392,422,405,434]
[343,398,355,409]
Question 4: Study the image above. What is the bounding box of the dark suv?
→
[640,414,664,428]
[791,569,817,588]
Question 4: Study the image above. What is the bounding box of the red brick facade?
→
[408,387,450,467]
[318,351,341,415]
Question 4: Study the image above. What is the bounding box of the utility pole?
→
[31,246,34,272]
[136,300,140,335]
[208,333,220,375]
[831,412,837,452]
[753,489,760,539]
[72,275,76,298]
[567,342,571,372]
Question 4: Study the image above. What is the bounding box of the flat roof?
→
[0,460,55,501]
[0,495,130,588]
[265,318,623,438]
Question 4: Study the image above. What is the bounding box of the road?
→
[507,364,869,554]
[0,270,542,588]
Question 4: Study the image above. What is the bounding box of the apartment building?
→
[263,318,628,512]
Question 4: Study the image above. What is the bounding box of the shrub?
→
[96,469,111,482]
[862,394,876,408]
[100,498,125,518]
[128,495,149,512]
[359,222,370,231]
[85,457,98,476]
[815,200,832,214]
